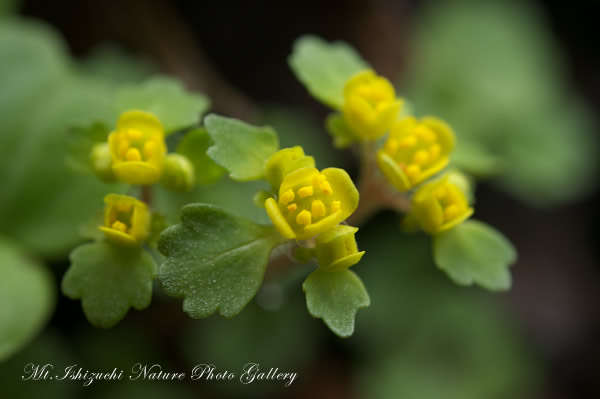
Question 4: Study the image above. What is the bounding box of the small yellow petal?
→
[125,148,141,162]
[296,210,312,225]
[405,164,421,180]
[415,126,436,143]
[434,187,447,199]
[320,181,333,195]
[280,189,295,204]
[430,144,441,160]
[311,200,326,218]
[385,138,399,155]
[444,204,460,221]
[298,186,314,198]
[330,200,341,213]
[287,203,297,212]
[119,139,130,158]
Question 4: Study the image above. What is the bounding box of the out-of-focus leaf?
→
[116,76,210,134]
[289,35,369,109]
[0,20,121,258]
[303,269,370,338]
[326,113,357,149]
[62,241,157,328]
[205,114,279,181]
[433,220,516,291]
[80,44,156,84]
[65,122,110,173]
[451,140,503,177]
[0,239,55,362]
[176,127,225,185]
[158,204,284,318]
[404,0,597,206]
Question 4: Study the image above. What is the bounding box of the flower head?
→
[342,70,402,140]
[98,194,151,246]
[377,116,455,191]
[315,225,365,271]
[265,167,359,240]
[409,174,473,235]
[109,110,167,185]
[263,146,315,190]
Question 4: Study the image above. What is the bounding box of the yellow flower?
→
[108,110,167,185]
[265,167,359,240]
[315,225,365,271]
[342,69,402,140]
[263,146,315,190]
[409,175,473,235]
[98,194,151,246]
[377,116,455,191]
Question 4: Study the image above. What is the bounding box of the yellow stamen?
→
[405,164,421,180]
[413,150,430,165]
[320,181,333,195]
[125,148,142,162]
[111,220,128,233]
[127,128,143,141]
[385,138,399,155]
[119,139,130,158]
[444,204,460,221]
[415,126,436,143]
[298,186,314,198]
[287,203,297,212]
[312,173,326,187]
[143,141,156,159]
[280,189,295,204]
[330,200,341,213]
[296,210,312,225]
[311,200,326,218]
[399,135,417,149]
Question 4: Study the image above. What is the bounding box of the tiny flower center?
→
[385,124,441,183]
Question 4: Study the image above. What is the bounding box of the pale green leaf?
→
[176,127,225,185]
[326,113,357,148]
[289,35,369,109]
[64,122,110,173]
[62,241,157,328]
[433,220,516,291]
[204,114,279,181]
[158,203,284,318]
[0,239,55,361]
[116,76,210,134]
[303,269,370,338]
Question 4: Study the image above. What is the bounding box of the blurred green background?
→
[1,0,598,398]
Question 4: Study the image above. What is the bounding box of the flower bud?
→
[90,142,117,182]
[315,225,365,271]
[98,194,151,246]
[160,153,196,192]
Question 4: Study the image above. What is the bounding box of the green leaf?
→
[302,269,370,338]
[62,241,157,328]
[176,127,225,185]
[158,203,284,318]
[64,122,110,173]
[204,114,279,181]
[289,35,369,109]
[433,220,516,291]
[326,113,357,148]
[0,239,55,361]
[116,76,210,134]
[451,140,504,178]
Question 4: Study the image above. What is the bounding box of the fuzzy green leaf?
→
[289,35,369,109]
[326,113,357,148]
[62,241,157,328]
[204,114,279,181]
[116,76,210,134]
[64,122,110,173]
[158,203,284,318]
[303,269,370,338]
[0,239,55,361]
[433,220,516,291]
[176,127,225,185]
